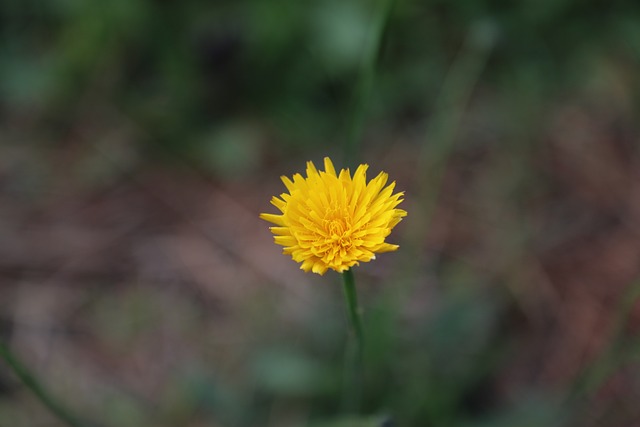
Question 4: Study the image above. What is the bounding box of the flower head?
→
[260,157,407,275]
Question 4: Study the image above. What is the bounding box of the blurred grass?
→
[3,0,639,164]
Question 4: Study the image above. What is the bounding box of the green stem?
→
[342,269,364,346]
[341,268,364,412]
[344,0,395,167]
[0,340,88,427]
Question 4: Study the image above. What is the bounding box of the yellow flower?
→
[260,157,407,275]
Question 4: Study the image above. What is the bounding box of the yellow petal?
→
[323,157,337,177]
[260,213,285,226]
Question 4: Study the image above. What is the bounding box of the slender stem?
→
[342,269,364,346]
[341,268,364,412]
[344,0,395,167]
[0,340,87,427]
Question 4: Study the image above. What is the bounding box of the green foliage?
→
[3,0,639,167]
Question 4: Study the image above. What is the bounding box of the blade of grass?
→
[0,340,92,427]
[570,278,640,398]
[410,20,497,245]
[344,0,395,167]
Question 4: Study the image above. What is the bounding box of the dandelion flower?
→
[260,157,407,275]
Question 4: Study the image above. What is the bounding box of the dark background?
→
[2,0,640,426]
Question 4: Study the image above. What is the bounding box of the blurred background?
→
[1,0,640,426]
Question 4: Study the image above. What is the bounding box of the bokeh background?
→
[2,0,640,426]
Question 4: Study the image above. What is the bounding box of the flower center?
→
[327,219,352,248]
[328,220,344,237]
